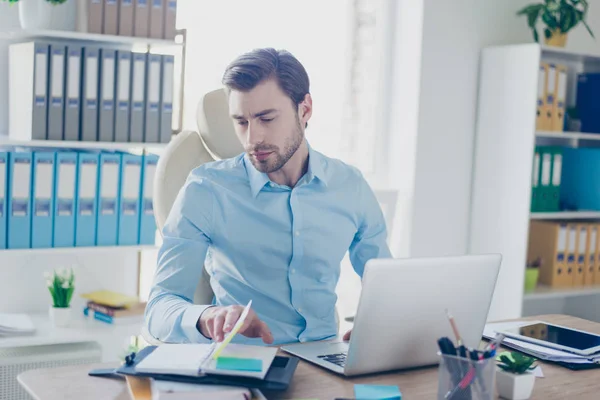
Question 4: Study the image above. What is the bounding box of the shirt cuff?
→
[181,304,213,343]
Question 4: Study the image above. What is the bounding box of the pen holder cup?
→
[437,353,495,400]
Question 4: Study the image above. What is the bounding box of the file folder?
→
[577,73,600,134]
[149,0,164,39]
[97,153,121,246]
[566,224,577,287]
[54,152,78,248]
[595,224,600,285]
[118,0,135,36]
[139,153,157,244]
[536,63,548,131]
[9,42,49,140]
[145,54,161,142]
[544,64,557,132]
[8,152,32,249]
[103,0,119,35]
[531,147,540,212]
[134,0,150,37]
[76,152,99,247]
[115,51,132,142]
[585,225,596,286]
[164,0,177,40]
[32,152,55,248]
[88,0,104,34]
[548,147,562,212]
[160,55,174,143]
[538,148,552,212]
[130,52,147,143]
[118,154,142,245]
[0,152,7,249]
[574,224,586,286]
[48,45,66,141]
[82,47,100,142]
[528,222,570,288]
[552,65,568,132]
[99,49,116,142]
[64,45,82,141]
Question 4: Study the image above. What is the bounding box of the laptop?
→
[281,254,501,376]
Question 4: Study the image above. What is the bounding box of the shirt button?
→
[291,268,296,274]
[298,308,303,313]
[295,231,300,237]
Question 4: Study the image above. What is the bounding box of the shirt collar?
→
[244,141,328,198]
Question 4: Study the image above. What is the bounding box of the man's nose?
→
[246,122,265,146]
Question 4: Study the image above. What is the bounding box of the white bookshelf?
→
[0,138,168,152]
[470,44,600,323]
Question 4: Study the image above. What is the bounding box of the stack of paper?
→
[484,321,600,365]
[0,313,36,337]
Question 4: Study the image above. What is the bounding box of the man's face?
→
[229,79,309,173]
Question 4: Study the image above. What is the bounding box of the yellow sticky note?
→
[212,300,253,359]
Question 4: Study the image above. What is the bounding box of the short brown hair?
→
[222,48,310,108]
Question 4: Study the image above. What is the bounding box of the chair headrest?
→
[196,88,244,160]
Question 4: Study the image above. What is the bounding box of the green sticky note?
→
[354,384,402,400]
[216,357,263,372]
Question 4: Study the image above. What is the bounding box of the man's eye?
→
[261,118,274,123]
[237,121,248,126]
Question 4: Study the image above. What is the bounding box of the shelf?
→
[0,312,142,349]
[0,138,168,152]
[0,245,158,256]
[530,211,600,220]
[541,45,600,64]
[524,284,600,301]
[536,131,600,141]
[0,29,181,49]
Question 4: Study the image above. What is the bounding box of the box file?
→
[164,0,177,40]
[585,225,596,286]
[115,51,132,142]
[139,153,158,244]
[103,0,119,35]
[566,223,577,286]
[552,65,568,132]
[130,52,147,143]
[145,54,161,142]
[538,148,552,212]
[32,152,55,248]
[536,63,548,131]
[64,45,82,141]
[576,73,600,134]
[574,224,587,286]
[82,47,100,142]
[118,154,142,245]
[76,152,99,247]
[560,148,600,211]
[530,147,540,212]
[528,221,571,288]
[99,49,116,142]
[0,152,7,249]
[548,147,562,212]
[48,45,66,141]
[134,0,150,37]
[544,64,557,132]
[595,224,600,285]
[88,0,104,34]
[97,153,121,246]
[118,0,135,36]
[9,42,49,140]
[150,0,164,39]
[54,152,78,247]
[160,55,174,143]
[8,152,32,249]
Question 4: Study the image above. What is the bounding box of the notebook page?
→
[135,344,213,376]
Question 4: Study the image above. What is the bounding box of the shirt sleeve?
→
[349,175,393,277]
[144,174,215,343]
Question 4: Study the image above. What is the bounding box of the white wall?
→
[0,4,22,136]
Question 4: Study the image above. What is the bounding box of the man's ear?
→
[299,93,313,127]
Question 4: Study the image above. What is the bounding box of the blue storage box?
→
[561,148,600,211]
[577,73,600,134]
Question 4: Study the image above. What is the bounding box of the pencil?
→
[446,309,463,346]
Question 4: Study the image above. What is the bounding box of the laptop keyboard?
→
[318,352,347,367]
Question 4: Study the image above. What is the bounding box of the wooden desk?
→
[18,315,600,400]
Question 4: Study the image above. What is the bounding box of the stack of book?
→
[81,290,145,325]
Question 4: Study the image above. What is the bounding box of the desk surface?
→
[17,314,600,400]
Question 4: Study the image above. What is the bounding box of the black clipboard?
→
[116,346,299,391]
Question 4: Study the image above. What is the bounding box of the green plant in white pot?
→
[517,0,595,47]
[496,352,537,400]
[46,268,75,327]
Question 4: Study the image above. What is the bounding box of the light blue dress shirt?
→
[145,142,392,345]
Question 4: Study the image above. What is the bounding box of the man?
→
[145,48,391,346]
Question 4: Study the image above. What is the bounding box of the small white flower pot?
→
[49,306,71,327]
[19,0,53,30]
[496,369,536,400]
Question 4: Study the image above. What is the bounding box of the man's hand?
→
[198,305,274,344]
[343,329,352,341]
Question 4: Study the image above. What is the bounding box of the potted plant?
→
[45,268,75,327]
[0,0,73,31]
[524,257,542,293]
[496,352,537,400]
[517,0,595,47]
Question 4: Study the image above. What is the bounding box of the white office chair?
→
[142,88,339,345]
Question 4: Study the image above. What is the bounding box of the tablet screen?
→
[505,323,600,351]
